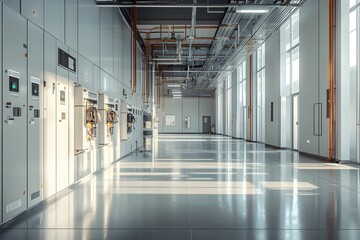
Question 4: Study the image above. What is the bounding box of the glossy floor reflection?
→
[1,134,360,240]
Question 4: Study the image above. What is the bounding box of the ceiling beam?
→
[158,70,231,73]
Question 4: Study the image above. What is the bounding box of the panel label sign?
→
[165,115,175,126]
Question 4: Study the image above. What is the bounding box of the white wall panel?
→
[265,31,280,147]
[161,98,183,133]
[100,8,114,75]
[114,10,122,80]
[199,98,215,126]
[0,0,19,12]
[21,0,43,28]
[183,98,199,133]
[78,55,94,90]
[68,49,77,185]
[56,42,69,192]
[94,65,100,92]
[65,0,78,51]
[43,32,57,199]
[44,0,65,42]
[122,21,131,88]
[78,0,99,65]
[299,0,320,155]
[99,69,110,94]
[159,97,215,133]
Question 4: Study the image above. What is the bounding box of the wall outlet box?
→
[306,140,310,143]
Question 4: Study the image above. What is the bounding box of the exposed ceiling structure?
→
[96,0,306,98]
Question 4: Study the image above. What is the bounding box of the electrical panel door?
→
[2,5,28,222]
[27,21,43,208]
[56,78,69,192]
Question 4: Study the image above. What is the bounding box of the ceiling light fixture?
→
[236,6,270,14]
[168,84,182,88]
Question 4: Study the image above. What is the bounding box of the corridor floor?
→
[0,134,360,240]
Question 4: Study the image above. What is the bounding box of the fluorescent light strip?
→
[236,6,270,14]
[237,9,269,13]
[168,84,181,88]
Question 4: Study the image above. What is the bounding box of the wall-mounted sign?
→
[165,115,175,126]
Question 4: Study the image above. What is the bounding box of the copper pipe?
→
[158,78,161,106]
[162,77,166,112]
[142,54,146,101]
[160,24,162,39]
[132,0,137,93]
[328,0,336,161]
[249,54,253,141]
[146,33,151,100]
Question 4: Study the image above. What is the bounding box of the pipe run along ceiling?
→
[96,0,306,94]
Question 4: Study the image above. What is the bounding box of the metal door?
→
[2,5,28,221]
[202,116,211,133]
[27,21,43,208]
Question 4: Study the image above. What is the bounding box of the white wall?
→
[0,0,144,224]
[159,97,215,133]
[265,31,281,147]
[299,0,329,157]
[215,0,331,159]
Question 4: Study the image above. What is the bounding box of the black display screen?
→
[32,83,39,96]
[9,76,19,92]
[58,48,76,73]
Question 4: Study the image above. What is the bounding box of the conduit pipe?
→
[188,0,197,62]
[328,0,336,162]
[131,0,137,92]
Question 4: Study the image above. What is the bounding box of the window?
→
[237,61,247,139]
[226,75,232,136]
[281,10,300,96]
[256,43,265,142]
[280,9,300,148]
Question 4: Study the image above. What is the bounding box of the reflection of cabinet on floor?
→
[143,112,152,151]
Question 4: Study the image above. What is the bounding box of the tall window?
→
[281,10,300,96]
[347,0,360,161]
[256,43,265,142]
[226,75,232,136]
[216,82,224,134]
[237,61,247,139]
[280,10,300,148]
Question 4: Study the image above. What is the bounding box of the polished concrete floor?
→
[1,134,360,240]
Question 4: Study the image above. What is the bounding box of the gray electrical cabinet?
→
[2,5,28,221]
[27,21,43,208]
